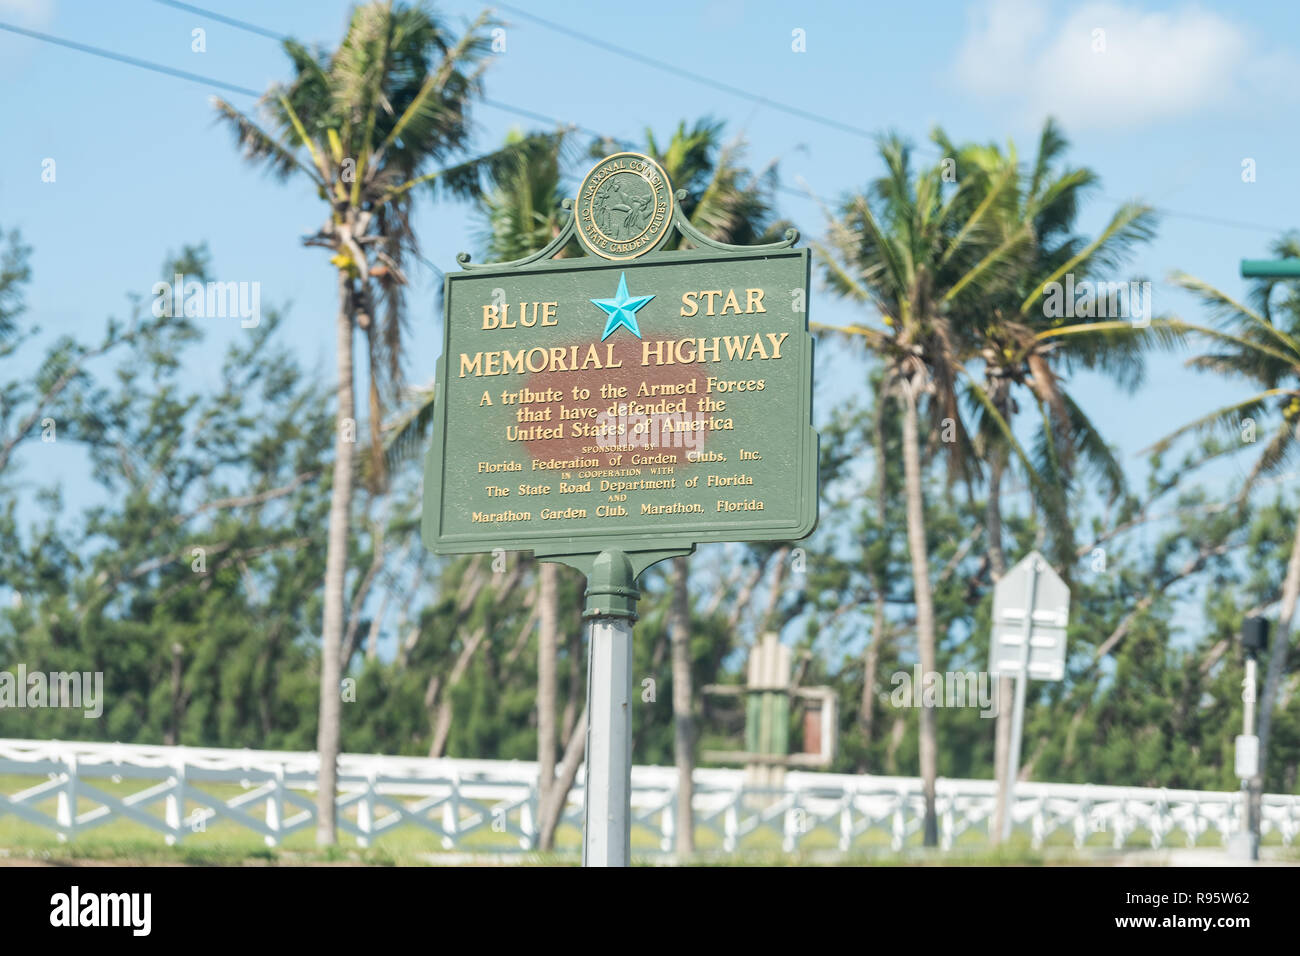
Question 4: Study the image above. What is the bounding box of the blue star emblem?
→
[591,272,654,341]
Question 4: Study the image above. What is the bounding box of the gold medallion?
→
[574,152,675,261]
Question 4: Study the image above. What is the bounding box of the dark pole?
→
[1236,616,1269,861]
[1234,252,1293,859]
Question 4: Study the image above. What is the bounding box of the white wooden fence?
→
[2,738,1297,853]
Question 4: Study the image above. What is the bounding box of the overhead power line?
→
[493,2,876,142]
[4,12,828,208]
[0,20,260,96]
[159,1,1292,236]
[151,0,288,42]
[10,9,1294,237]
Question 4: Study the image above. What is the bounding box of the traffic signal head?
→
[1242,616,1270,656]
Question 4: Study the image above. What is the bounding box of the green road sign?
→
[1242,259,1300,279]
[421,154,818,574]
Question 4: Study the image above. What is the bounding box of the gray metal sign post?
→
[989,552,1070,842]
[1002,558,1038,843]
[580,550,638,867]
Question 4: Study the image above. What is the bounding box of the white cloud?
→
[952,0,1293,129]
[0,0,55,27]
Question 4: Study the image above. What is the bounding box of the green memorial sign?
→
[420,152,819,866]
[421,153,819,576]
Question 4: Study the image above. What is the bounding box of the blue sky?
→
[2,0,1298,599]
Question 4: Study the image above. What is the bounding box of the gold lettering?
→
[526,347,549,372]
[502,349,525,375]
[460,352,483,377]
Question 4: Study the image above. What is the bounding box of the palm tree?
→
[471,127,576,848]
[939,120,1178,838]
[638,119,788,857]
[1151,235,1300,823]
[814,134,1040,845]
[945,122,1156,559]
[213,1,548,844]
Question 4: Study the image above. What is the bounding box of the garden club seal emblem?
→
[575,152,675,260]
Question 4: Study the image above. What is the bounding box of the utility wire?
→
[15,8,1294,236]
[152,0,288,42]
[157,0,870,144]
[492,2,876,142]
[0,20,260,96]
[159,0,1292,236]
[22,5,829,208]
[1097,200,1285,237]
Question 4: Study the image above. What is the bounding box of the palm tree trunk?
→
[669,555,695,857]
[167,642,182,746]
[1253,512,1300,819]
[536,229,564,834]
[899,378,939,847]
[562,623,581,742]
[863,597,886,764]
[862,391,889,763]
[316,273,354,846]
[985,457,1007,577]
[537,706,587,850]
[986,456,1014,844]
[536,561,559,846]
[428,627,488,757]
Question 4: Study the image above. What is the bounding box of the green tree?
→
[939,119,1177,836]
[814,133,1037,844]
[213,0,552,843]
[1,246,333,749]
[470,127,578,847]
[1153,234,1300,815]
[637,118,790,857]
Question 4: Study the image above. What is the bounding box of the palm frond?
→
[1035,318,1193,392]
[1145,389,1288,454]
[965,373,1074,557]
[1243,419,1300,493]
[212,98,320,185]
[380,132,561,206]
[1170,271,1300,359]
[1019,202,1157,315]
[1060,390,1126,502]
[383,382,437,471]
[809,321,892,353]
